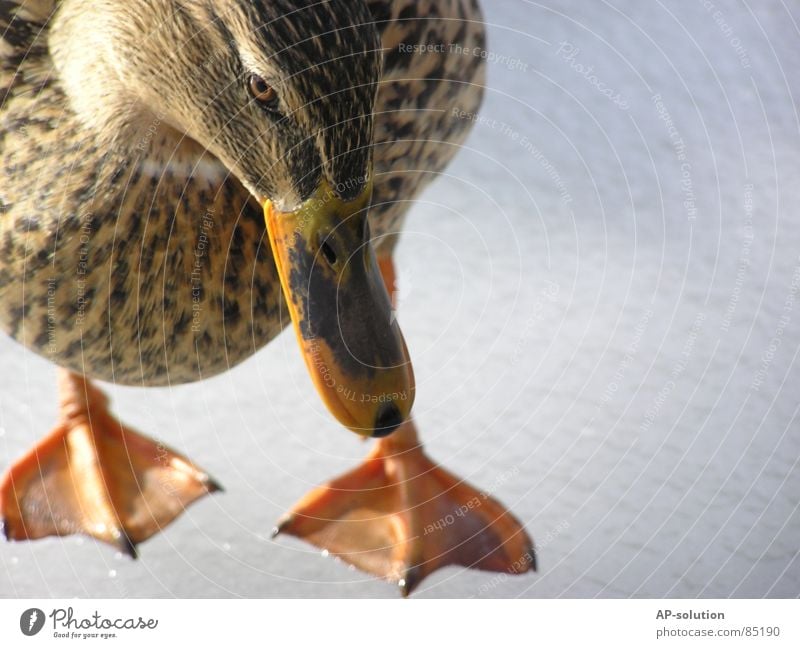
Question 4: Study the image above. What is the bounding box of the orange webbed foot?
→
[0,371,221,555]
[274,421,535,595]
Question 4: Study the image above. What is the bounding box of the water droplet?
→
[10,556,19,565]
[222,542,231,551]
[108,569,117,578]
[321,549,329,558]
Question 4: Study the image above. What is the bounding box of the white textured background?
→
[2,0,799,597]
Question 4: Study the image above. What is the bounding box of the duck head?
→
[50,0,414,437]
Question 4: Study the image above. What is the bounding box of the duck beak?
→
[263,179,415,437]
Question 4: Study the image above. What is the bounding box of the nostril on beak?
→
[372,401,403,438]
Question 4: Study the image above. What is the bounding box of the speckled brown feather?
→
[0,0,486,385]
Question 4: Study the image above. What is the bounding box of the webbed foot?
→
[274,421,534,595]
[0,371,221,555]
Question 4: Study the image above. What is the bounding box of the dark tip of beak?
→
[372,402,403,438]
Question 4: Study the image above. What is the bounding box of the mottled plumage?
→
[0,1,538,596]
[0,0,485,386]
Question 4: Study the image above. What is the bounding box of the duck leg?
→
[274,420,535,595]
[0,370,220,555]
[274,255,535,595]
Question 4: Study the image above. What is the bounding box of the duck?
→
[0,0,535,595]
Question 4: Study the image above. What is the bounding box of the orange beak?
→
[263,179,415,437]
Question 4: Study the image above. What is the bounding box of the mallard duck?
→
[0,0,534,595]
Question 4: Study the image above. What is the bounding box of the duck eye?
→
[249,74,276,104]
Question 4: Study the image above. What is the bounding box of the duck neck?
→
[48,0,175,156]
[48,0,227,190]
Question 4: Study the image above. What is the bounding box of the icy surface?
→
[1,0,799,597]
